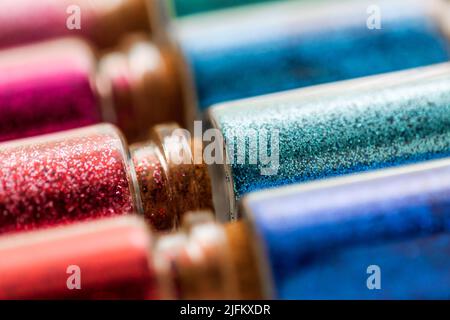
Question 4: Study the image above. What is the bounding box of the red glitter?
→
[0,216,157,299]
[0,124,135,234]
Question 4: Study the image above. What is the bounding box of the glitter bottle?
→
[0,123,212,234]
[0,36,182,143]
[0,216,156,299]
[0,0,152,49]
[167,0,289,17]
[207,62,450,219]
[240,158,450,299]
[161,0,450,112]
[0,214,245,300]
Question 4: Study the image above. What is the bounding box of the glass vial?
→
[0,216,156,299]
[165,0,450,113]
[241,157,450,299]
[167,0,288,17]
[0,36,182,143]
[0,0,152,49]
[207,62,450,219]
[0,213,262,300]
[0,123,212,234]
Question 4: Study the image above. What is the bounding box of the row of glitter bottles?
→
[0,0,450,299]
[2,154,450,299]
[2,63,450,235]
[0,0,449,142]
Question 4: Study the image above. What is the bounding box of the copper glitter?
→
[131,123,213,231]
[131,142,173,230]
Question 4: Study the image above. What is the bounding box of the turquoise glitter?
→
[170,0,287,16]
[207,64,450,212]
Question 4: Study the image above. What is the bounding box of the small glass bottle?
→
[0,216,157,299]
[0,213,263,300]
[240,157,450,299]
[166,0,287,17]
[0,0,152,49]
[156,0,450,113]
[0,123,212,234]
[206,62,450,219]
[0,36,182,143]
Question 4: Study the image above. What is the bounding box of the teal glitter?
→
[170,0,287,16]
[207,64,450,208]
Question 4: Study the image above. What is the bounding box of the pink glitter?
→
[0,39,102,142]
[0,125,135,234]
[0,0,97,49]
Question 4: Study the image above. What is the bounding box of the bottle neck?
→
[130,124,213,231]
[99,37,184,143]
[90,0,151,48]
[436,0,450,40]
[153,214,264,299]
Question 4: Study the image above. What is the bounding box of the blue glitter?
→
[208,63,450,214]
[243,159,450,299]
[176,0,450,110]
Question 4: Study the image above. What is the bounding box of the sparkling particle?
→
[0,124,134,234]
[0,39,102,142]
[130,133,213,231]
[208,64,450,210]
[131,142,174,230]
[172,0,279,16]
[244,158,450,299]
[178,0,450,111]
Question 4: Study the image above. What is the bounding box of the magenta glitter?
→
[0,39,103,142]
[0,125,135,234]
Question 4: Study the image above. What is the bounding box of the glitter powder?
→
[131,125,213,230]
[131,142,174,230]
[0,216,156,299]
[208,63,450,216]
[0,39,102,143]
[0,125,135,234]
[177,0,450,111]
[171,0,286,16]
[0,123,213,233]
[0,0,150,49]
[243,158,450,299]
[0,0,95,48]
[0,37,185,144]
